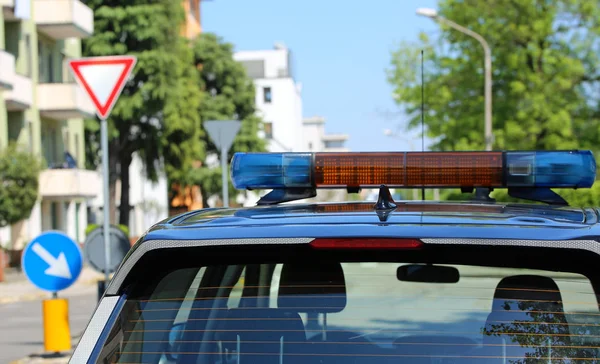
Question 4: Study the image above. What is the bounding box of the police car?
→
[72,151,600,364]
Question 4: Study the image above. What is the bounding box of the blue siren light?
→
[230,151,596,190]
[506,151,596,188]
[230,153,312,189]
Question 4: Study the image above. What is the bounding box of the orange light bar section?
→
[314,153,405,187]
[406,152,503,187]
[313,152,503,188]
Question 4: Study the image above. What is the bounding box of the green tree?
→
[388,0,600,205]
[172,33,266,207]
[388,0,600,152]
[82,0,201,226]
[0,144,42,228]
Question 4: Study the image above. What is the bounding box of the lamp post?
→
[416,8,493,151]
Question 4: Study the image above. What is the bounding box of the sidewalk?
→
[2,267,103,364]
[9,352,73,364]
[0,266,105,305]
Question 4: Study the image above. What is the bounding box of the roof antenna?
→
[420,49,425,201]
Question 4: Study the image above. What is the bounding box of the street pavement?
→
[0,267,103,364]
[0,291,97,364]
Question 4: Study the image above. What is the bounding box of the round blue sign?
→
[21,231,83,292]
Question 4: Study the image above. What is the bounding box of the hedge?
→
[85,223,130,237]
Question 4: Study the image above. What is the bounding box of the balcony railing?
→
[0,50,15,91]
[33,0,93,39]
[37,83,95,119]
[4,74,32,110]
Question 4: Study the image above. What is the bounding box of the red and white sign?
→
[68,56,137,119]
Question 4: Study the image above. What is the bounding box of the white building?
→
[233,43,350,206]
[234,43,304,152]
[302,116,349,152]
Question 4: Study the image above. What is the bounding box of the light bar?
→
[230,151,596,190]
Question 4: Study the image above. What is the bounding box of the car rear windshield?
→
[97,243,600,364]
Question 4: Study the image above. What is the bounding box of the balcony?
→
[34,0,93,39]
[0,50,15,91]
[5,74,32,110]
[39,168,100,199]
[0,0,16,20]
[37,83,95,119]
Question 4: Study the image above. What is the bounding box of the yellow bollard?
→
[42,298,71,352]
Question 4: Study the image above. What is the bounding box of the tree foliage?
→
[389,0,600,151]
[388,0,600,205]
[0,144,42,227]
[83,0,200,225]
[173,33,266,206]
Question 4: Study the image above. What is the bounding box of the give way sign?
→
[68,56,137,119]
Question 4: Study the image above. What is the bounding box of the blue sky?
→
[203,0,439,152]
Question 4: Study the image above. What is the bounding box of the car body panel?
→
[136,202,600,243]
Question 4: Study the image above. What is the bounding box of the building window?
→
[189,0,198,20]
[263,87,272,103]
[65,130,70,150]
[38,39,56,83]
[48,47,54,83]
[51,202,60,230]
[75,203,81,244]
[264,122,273,139]
[61,52,72,83]
[37,40,44,81]
[28,120,33,152]
[24,34,31,77]
[75,137,80,165]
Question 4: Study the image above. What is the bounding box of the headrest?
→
[491,275,564,312]
[278,261,347,313]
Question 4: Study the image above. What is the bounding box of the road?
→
[0,291,97,364]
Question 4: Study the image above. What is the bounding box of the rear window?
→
[97,245,600,364]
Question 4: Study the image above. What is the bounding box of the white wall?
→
[302,120,326,152]
[127,152,169,237]
[235,46,304,153]
[253,78,303,152]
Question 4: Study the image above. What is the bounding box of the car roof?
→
[140,201,600,243]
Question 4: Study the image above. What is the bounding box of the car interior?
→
[98,245,600,364]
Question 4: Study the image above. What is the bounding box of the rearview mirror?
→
[397,264,460,283]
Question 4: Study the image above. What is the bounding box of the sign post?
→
[69,56,136,292]
[204,120,241,207]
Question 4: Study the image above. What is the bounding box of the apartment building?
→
[0,0,96,252]
[234,43,305,152]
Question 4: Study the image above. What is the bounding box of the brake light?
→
[310,238,423,249]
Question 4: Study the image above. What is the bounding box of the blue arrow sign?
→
[21,231,83,292]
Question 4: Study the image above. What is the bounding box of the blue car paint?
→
[137,202,600,244]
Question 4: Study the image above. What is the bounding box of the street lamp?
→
[416,8,493,151]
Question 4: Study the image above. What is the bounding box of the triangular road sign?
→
[68,56,137,119]
[204,120,242,152]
